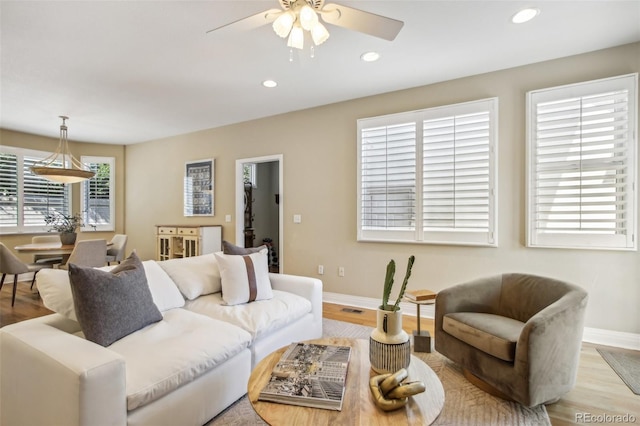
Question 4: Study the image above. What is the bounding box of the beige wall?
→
[0,129,126,261]
[126,42,640,335]
[2,43,638,335]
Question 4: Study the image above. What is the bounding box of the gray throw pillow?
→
[68,252,162,347]
[222,240,267,255]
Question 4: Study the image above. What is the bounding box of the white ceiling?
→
[1,0,639,145]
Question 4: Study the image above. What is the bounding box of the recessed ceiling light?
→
[511,8,540,24]
[262,80,277,88]
[361,51,380,62]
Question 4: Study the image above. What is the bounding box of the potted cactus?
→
[370,255,416,374]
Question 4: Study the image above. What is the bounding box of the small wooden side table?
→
[404,290,437,353]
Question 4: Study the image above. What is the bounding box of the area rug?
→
[597,347,640,395]
[207,319,550,425]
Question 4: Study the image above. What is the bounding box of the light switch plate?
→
[293,214,302,223]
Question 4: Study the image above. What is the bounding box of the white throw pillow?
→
[214,249,273,306]
[158,253,222,300]
[141,261,186,311]
[38,260,185,320]
[37,268,78,321]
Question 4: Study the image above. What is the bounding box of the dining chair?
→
[32,235,64,265]
[106,234,128,265]
[59,239,108,270]
[0,243,51,306]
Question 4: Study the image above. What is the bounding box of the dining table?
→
[14,241,111,266]
[14,242,76,265]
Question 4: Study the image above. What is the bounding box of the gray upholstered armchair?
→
[435,273,588,407]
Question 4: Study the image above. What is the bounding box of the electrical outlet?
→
[318,265,324,275]
[225,214,232,223]
[338,266,345,277]
[293,214,302,223]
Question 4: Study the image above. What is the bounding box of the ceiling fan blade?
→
[206,8,282,34]
[319,3,404,41]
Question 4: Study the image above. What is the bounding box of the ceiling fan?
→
[207,0,404,50]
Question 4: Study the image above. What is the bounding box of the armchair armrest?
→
[516,291,589,385]
[269,273,323,334]
[1,315,127,426]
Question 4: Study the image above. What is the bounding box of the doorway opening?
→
[235,155,283,273]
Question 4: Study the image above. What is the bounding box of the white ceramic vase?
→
[369,307,411,374]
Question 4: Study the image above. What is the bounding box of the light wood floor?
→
[2,285,638,425]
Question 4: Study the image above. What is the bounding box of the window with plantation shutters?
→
[81,156,115,231]
[359,119,417,241]
[0,146,71,233]
[358,98,498,246]
[527,74,637,250]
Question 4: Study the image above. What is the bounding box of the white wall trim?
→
[582,327,640,351]
[323,291,435,322]
[323,291,640,350]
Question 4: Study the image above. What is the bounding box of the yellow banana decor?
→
[369,368,426,411]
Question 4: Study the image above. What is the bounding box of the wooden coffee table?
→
[248,337,445,425]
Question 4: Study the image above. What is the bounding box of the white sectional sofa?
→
[0,252,323,426]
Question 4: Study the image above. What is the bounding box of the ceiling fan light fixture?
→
[287,24,304,49]
[299,5,319,31]
[30,116,95,184]
[273,10,295,37]
[311,22,330,46]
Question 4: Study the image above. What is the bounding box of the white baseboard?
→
[582,327,640,350]
[323,291,435,322]
[323,291,640,351]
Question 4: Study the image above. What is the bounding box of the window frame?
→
[526,73,638,251]
[80,155,115,232]
[0,145,72,233]
[357,97,498,246]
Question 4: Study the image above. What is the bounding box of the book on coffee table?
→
[258,342,352,411]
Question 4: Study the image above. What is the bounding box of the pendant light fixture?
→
[30,116,95,184]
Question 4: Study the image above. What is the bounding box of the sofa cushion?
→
[137,261,185,311]
[443,312,525,362]
[38,260,184,320]
[37,268,78,321]
[184,290,311,339]
[68,252,163,347]
[107,308,252,411]
[214,249,273,305]
[158,253,221,300]
[222,240,267,255]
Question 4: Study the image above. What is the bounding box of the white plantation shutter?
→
[527,74,637,250]
[81,156,115,231]
[0,146,71,232]
[422,99,497,245]
[358,99,497,245]
[0,153,19,227]
[359,120,417,241]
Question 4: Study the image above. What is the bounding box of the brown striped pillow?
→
[214,249,273,305]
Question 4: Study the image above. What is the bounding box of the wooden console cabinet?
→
[156,225,222,261]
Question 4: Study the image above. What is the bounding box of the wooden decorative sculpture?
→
[369,368,426,411]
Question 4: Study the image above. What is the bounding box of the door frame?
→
[235,154,284,273]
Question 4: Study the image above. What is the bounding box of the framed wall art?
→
[184,159,214,216]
